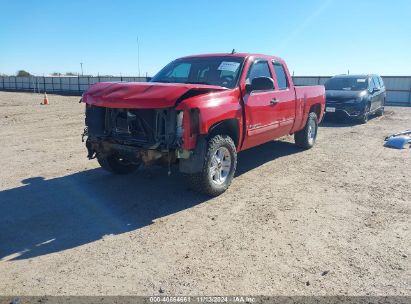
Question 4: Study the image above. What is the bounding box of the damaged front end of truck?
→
[81,81,223,173]
[84,106,185,166]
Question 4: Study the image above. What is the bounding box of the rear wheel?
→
[294,112,318,149]
[97,154,139,174]
[188,135,237,196]
[377,99,385,116]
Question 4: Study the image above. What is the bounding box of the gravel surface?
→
[0,91,409,296]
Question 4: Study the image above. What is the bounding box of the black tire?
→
[377,100,385,116]
[359,103,371,124]
[294,112,318,149]
[97,154,139,175]
[188,135,237,197]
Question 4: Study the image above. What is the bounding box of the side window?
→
[272,62,289,89]
[246,60,272,84]
[372,76,380,89]
[368,77,374,91]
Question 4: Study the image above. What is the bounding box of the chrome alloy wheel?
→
[209,147,231,185]
[307,119,317,144]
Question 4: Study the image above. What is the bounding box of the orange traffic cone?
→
[42,92,49,105]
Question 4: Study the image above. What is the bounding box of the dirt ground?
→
[0,91,409,296]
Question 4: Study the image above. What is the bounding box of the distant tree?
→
[51,72,62,76]
[16,70,31,77]
[65,72,78,76]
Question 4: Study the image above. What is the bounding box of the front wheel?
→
[359,104,371,124]
[188,135,237,196]
[294,112,318,149]
[97,154,139,174]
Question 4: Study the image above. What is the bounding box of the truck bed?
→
[293,85,325,132]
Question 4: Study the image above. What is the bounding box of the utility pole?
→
[137,36,141,77]
[80,62,84,76]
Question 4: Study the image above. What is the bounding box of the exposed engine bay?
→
[84,106,184,166]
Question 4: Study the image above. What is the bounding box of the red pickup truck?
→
[82,53,325,196]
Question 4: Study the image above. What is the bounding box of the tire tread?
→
[188,135,237,196]
[294,112,318,149]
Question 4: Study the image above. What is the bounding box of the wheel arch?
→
[309,103,321,120]
[207,119,240,149]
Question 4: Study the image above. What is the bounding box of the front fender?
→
[176,88,244,149]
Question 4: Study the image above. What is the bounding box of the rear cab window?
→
[272,61,289,90]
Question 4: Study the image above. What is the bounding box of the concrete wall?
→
[1,75,410,106]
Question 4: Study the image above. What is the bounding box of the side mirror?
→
[247,77,275,93]
[371,87,380,94]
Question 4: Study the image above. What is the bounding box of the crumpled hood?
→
[82,82,227,109]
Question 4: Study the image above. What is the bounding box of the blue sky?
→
[0,0,410,76]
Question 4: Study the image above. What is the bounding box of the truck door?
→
[270,61,296,135]
[242,59,286,149]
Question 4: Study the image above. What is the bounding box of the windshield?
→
[325,77,368,91]
[151,56,244,88]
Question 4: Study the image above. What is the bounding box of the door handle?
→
[270,98,279,105]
